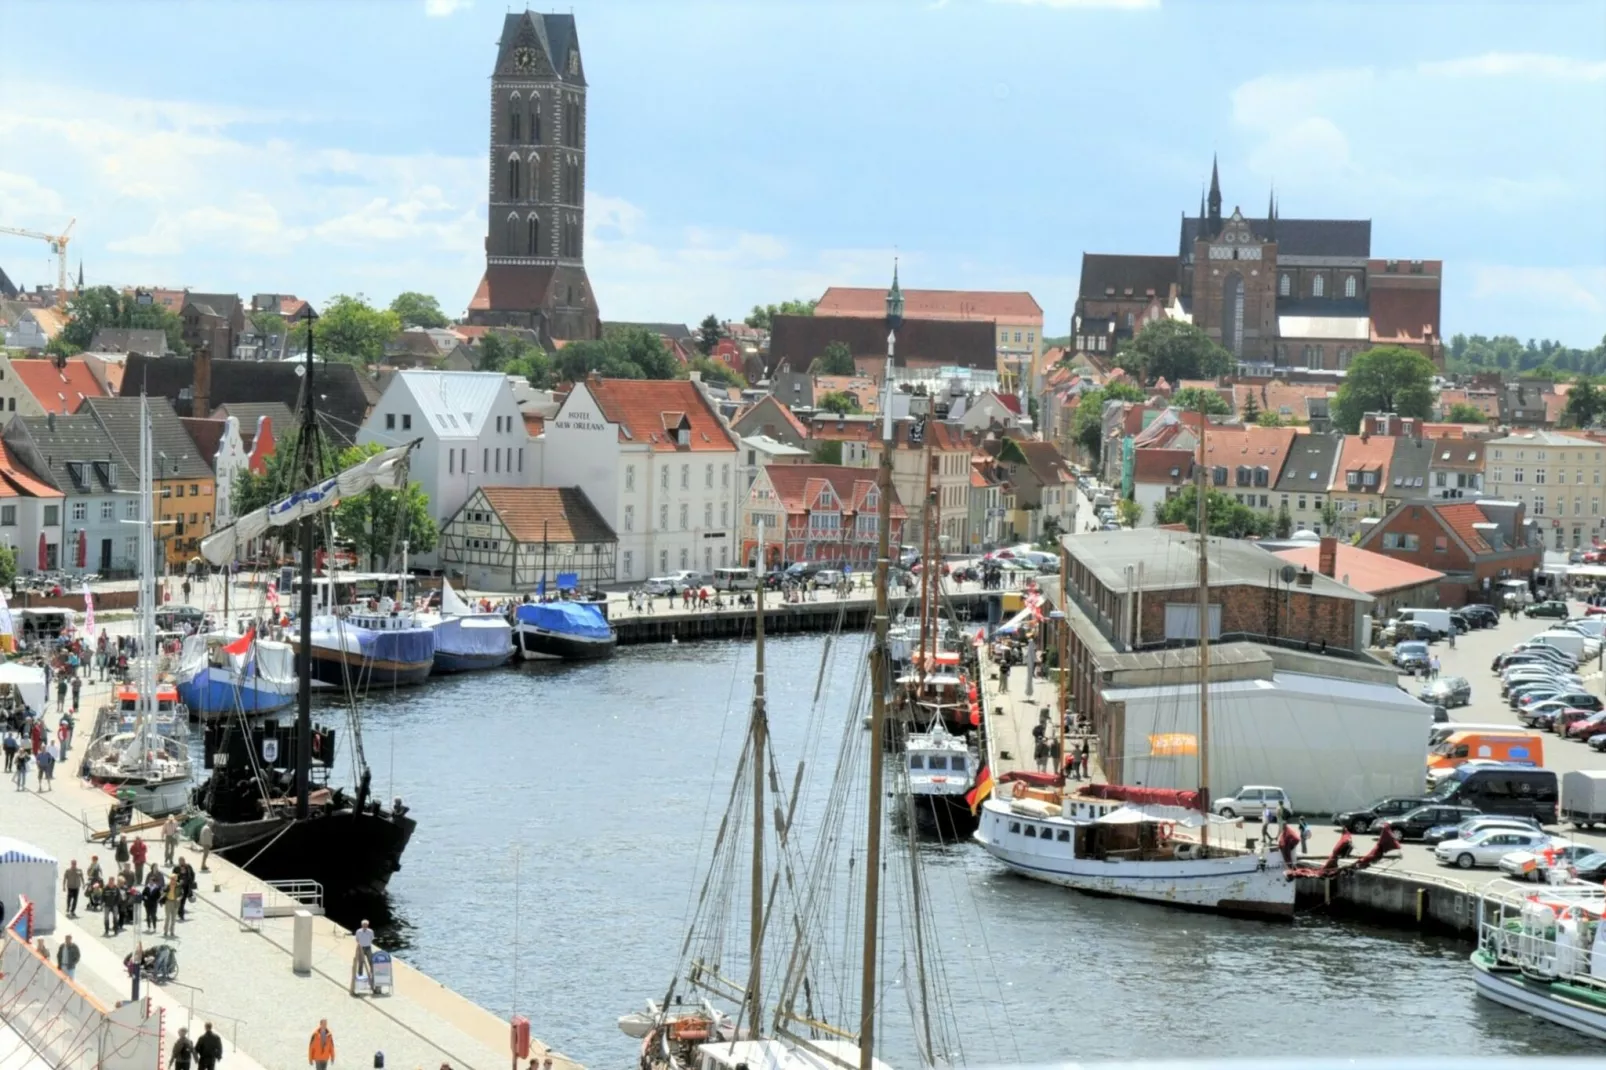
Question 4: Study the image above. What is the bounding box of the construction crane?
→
[0,218,76,307]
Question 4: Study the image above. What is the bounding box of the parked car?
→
[1461,605,1500,629]
[1379,804,1482,841]
[1526,600,1571,619]
[1434,827,1555,869]
[1560,710,1606,738]
[1393,641,1431,672]
[155,605,205,630]
[1571,852,1606,883]
[1422,814,1542,846]
[1518,700,1577,730]
[1498,842,1589,881]
[1211,785,1294,820]
[812,569,846,588]
[1418,676,1472,707]
[1333,795,1437,834]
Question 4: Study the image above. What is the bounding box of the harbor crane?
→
[0,218,76,307]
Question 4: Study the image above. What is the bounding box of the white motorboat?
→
[1473,877,1606,1040]
[903,720,980,837]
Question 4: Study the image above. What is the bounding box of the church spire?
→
[1206,154,1222,237]
[76,260,83,290]
[1267,188,1277,240]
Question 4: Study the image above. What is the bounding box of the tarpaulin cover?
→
[432,615,514,658]
[516,601,612,641]
[1084,783,1202,810]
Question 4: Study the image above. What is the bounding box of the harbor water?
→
[301,633,1594,1065]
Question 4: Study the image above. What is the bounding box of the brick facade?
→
[1358,501,1542,606]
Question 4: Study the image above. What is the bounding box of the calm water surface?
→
[334,634,1592,1066]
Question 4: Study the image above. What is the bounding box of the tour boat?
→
[420,580,513,674]
[1473,878,1606,1040]
[299,607,436,688]
[175,631,297,717]
[903,720,981,839]
[513,600,616,661]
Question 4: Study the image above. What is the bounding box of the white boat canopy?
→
[199,444,416,566]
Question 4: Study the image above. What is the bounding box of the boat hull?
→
[428,614,515,674]
[909,791,979,840]
[1473,950,1606,1040]
[432,648,513,674]
[975,804,1295,918]
[209,808,417,902]
[302,647,434,689]
[514,626,616,662]
[91,775,192,818]
[176,667,296,718]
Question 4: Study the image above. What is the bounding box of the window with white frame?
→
[625,466,635,491]
[703,503,713,528]
[659,504,668,530]
[705,464,713,489]
[623,550,633,577]
[681,465,689,490]
[1514,468,1525,483]
[624,505,634,532]
[679,504,688,530]
[659,550,668,572]
[101,501,114,520]
[1535,496,1546,515]
[71,501,86,522]
[661,466,669,491]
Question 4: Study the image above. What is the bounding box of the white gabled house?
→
[356,370,540,566]
[543,373,742,583]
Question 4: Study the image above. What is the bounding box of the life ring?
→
[1158,822,1176,841]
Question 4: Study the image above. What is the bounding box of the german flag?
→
[965,765,995,815]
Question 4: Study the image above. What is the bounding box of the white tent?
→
[0,837,56,934]
[0,663,46,713]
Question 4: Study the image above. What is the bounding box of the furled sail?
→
[199,444,415,566]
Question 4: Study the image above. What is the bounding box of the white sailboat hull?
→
[93,775,193,818]
[1472,954,1606,1040]
[975,801,1295,917]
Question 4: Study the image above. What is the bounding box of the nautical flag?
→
[224,627,255,657]
[266,580,280,613]
[965,764,995,815]
[82,582,95,635]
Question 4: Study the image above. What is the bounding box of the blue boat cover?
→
[364,627,436,665]
[517,601,612,640]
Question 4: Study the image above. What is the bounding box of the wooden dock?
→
[609,587,997,645]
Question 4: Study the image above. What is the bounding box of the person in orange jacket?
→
[308,1019,335,1069]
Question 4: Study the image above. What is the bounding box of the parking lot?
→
[1294,599,1606,885]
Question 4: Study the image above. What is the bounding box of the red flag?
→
[224,628,255,657]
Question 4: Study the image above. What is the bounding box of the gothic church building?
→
[1074,160,1442,376]
[466,11,602,343]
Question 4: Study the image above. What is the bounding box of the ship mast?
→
[135,392,157,764]
[915,415,935,696]
[295,305,319,821]
[1193,398,1211,850]
[747,520,768,1033]
[859,265,901,1070]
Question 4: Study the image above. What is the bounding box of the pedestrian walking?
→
[70,675,81,712]
[1449,628,1456,650]
[1299,818,1312,854]
[1430,654,1441,679]
[308,1019,336,1069]
[29,718,41,755]
[102,881,119,936]
[56,715,71,757]
[195,1024,224,1070]
[13,749,29,790]
[131,837,148,883]
[3,729,16,772]
[56,934,80,980]
[352,919,376,989]
[63,859,83,917]
[1261,803,1274,836]
[163,872,181,937]
[169,1028,195,1070]
[199,820,214,871]
[162,816,180,866]
[125,943,144,1002]
[176,859,195,921]
[36,747,53,790]
[142,872,162,932]
[1079,740,1090,780]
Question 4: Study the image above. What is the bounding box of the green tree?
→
[1255,411,1287,428]
[289,294,400,365]
[329,443,437,570]
[813,340,856,376]
[561,329,682,382]
[1320,499,1340,533]
[697,314,723,356]
[1154,484,1273,539]
[48,284,189,357]
[818,390,861,415]
[1275,500,1293,539]
[0,544,16,588]
[389,291,449,329]
[1240,391,1260,424]
[1330,346,1436,433]
[1071,382,1146,463]
[690,356,747,389]
[1170,387,1231,416]
[476,332,553,386]
[1115,499,1141,528]
[249,310,288,338]
[1446,401,1492,424]
[744,299,817,330]
[1114,319,1233,385]
[1563,381,1602,428]
[810,439,843,464]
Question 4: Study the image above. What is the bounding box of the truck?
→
[1397,607,1454,639]
[1561,770,1606,830]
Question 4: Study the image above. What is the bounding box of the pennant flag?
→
[966,764,995,815]
[224,627,255,657]
[82,582,95,635]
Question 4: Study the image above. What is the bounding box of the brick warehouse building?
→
[466,12,601,345]
[1072,158,1442,376]
[1357,499,1544,606]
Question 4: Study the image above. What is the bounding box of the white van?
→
[1498,580,1533,607]
[1398,608,1453,638]
[711,567,759,591]
[1530,630,1592,661]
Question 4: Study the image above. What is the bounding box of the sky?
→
[2,0,1603,347]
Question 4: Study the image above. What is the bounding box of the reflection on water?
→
[292,637,1596,1066]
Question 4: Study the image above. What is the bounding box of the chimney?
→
[1318,535,1338,578]
[46,412,55,433]
[193,342,212,420]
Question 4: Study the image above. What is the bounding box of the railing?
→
[261,879,325,916]
[1133,630,1378,664]
[184,1005,247,1051]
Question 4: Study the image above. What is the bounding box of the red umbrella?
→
[76,529,87,569]
[37,532,47,571]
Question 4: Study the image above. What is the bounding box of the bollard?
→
[292,909,314,975]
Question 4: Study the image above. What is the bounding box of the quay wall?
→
[1296,869,1483,939]
[611,590,994,645]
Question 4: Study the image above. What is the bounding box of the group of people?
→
[3,707,67,792]
[74,828,198,940]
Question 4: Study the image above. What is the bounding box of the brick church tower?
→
[465,11,601,343]
[1184,156,1279,363]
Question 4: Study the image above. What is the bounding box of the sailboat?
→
[972,451,1296,918]
[192,326,419,903]
[81,394,194,818]
[175,628,297,717]
[420,579,514,674]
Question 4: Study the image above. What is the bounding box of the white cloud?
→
[1419,52,1606,81]
[423,0,472,16]
[1471,266,1606,318]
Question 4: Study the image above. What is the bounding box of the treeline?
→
[1447,333,1606,377]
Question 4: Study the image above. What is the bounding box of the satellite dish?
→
[1279,564,1298,584]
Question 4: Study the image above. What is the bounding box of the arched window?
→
[505,214,519,255]
[1312,275,1325,298]
[508,157,521,199]
[1344,275,1357,299]
[1222,273,1245,356]
[530,102,541,144]
[510,111,521,142]
[1278,274,1290,297]
[527,214,540,255]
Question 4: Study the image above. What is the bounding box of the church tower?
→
[465,11,600,342]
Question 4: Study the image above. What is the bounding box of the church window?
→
[1222,273,1245,357]
[510,111,521,142]
[1344,275,1357,299]
[1124,313,1134,330]
[531,104,541,144]
[508,157,521,199]
[1278,274,1290,297]
[506,214,519,255]
[1312,275,1325,298]
[568,50,579,75]
[527,215,540,255]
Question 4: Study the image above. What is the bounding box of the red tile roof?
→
[582,375,737,453]
[0,438,62,499]
[1131,448,1196,485]
[762,464,907,519]
[809,415,877,442]
[478,485,615,544]
[1273,543,1444,596]
[522,411,545,436]
[992,392,1023,415]
[1437,388,1498,419]
[1331,433,1395,493]
[1231,381,1333,421]
[11,358,109,414]
[1199,425,1298,482]
[1435,502,1496,554]
[816,287,1042,321]
[180,417,226,471]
